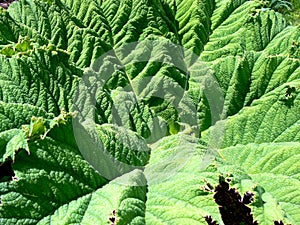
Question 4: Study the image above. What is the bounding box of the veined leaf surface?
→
[0,0,299,224]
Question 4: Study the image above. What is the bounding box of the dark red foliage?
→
[109,210,117,225]
[0,0,18,9]
[242,191,255,204]
[205,176,258,225]
[0,160,15,181]
[204,215,219,225]
[274,221,292,225]
[204,177,293,225]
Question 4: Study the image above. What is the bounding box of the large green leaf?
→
[0,115,150,224]
[0,47,82,115]
[0,101,52,131]
[0,0,299,224]
[217,143,300,225]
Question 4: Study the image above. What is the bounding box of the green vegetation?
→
[289,0,300,24]
[0,0,299,224]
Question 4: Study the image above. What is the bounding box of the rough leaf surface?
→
[0,0,299,224]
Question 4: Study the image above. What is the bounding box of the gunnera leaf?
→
[0,0,299,224]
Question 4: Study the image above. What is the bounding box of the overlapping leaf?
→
[217,143,300,225]
[0,0,299,224]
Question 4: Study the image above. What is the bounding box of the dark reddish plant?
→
[0,0,18,9]
[204,176,292,225]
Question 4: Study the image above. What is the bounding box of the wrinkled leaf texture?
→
[0,0,299,224]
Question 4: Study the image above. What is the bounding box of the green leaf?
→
[175,0,214,64]
[0,36,34,57]
[0,0,299,224]
[0,101,52,131]
[217,143,300,224]
[144,134,221,225]
[0,137,107,224]
[0,129,29,162]
[212,80,300,147]
[0,48,82,115]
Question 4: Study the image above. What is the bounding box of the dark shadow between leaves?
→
[204,175,292,225]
